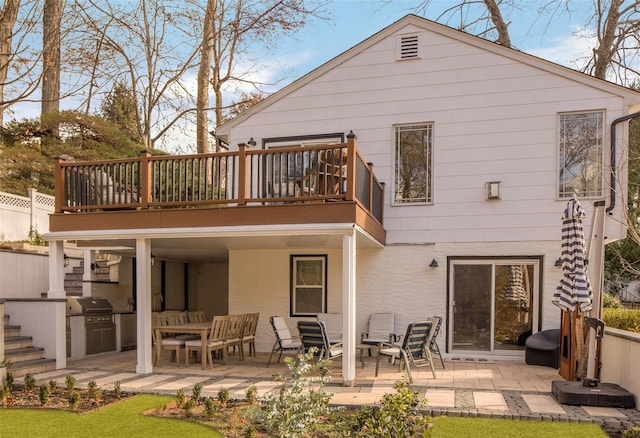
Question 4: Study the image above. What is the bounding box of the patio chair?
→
[224,314,246,360]
[188,310,206,323]
[427,316,445,369]
[361,313,397,356]
[297,320,342,361]
[241,313,260,358]
[267,316,302,367]
[185,315,229,368]
[152,314,185,367]
[375,320,436,383]
[316,312,342,343]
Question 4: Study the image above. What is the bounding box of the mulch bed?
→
[1,385,135,412]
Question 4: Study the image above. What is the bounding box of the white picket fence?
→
[0,189,54,242]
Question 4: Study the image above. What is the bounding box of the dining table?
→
[154,321,211,369]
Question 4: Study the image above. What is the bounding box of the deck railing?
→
[55,135,385,224]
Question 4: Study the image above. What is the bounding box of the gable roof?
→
[217,14,640,134]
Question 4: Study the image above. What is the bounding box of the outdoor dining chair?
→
[375,320,436,383]
[316,312,342,343]
[188,310,207,323]
[224,314,246,360]
[361,312,397,356]
[241,313,260,358]
[267,316,302,367]
[185,315,229,368]
[297,320,342,361]
[152,314,185,367]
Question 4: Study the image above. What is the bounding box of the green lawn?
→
[0,394,610,438]
[0,394,222,438]
[431,416,608,438]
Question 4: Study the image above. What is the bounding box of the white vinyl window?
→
[558,111,604,198]
[394,124,433,204]
[290,255,327,317]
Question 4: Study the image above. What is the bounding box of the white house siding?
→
[226,22,631,246]
[227,241,560,354]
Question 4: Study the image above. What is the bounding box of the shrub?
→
[87,381,102,401]
[245,384,258,405]
[603,308,640,333]
[23,374,36,389]
[203,397,217,418]
[65,375,76,393]
[39,384,51,406]
[624,426,640,438]
[5,373,14,390]
[217,387,230,406]
[352,380,430,437]
[49,380,57,391]
[183,399,195,417]
[113,381,122,399]
[258,348,334,438]
[68,391,80,409]
[175,388,185,408]
[191,383,203,404]
[603,293,622,309]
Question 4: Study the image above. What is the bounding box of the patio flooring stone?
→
[24,350,640,436]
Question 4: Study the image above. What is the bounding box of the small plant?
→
[87,380,102,401]
[603,293,622,309]
[203,397,217,419]
[39,384,51,406]
[175,388,185,408]
[1,385,11,405]
[245,384,258,405]
[258,348,334,438]
[217,387,230,406]
[5,373,14,390]
[191,383,203,404]
[183,398,195,417]
[49,380,57,391]
[23,374,36,390]
[68,391,80,409]
[113,381,122,399]
[624,426,640,438]
[65,375,76,393]
[352,379,430,437]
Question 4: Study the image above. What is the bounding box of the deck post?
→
[136,238,153,374]
[345,131,357,201]
[48,240,67,369]
[237,144,248,206]
[140,150,152,209]
[342,228,357,386]
[54,157,65,213]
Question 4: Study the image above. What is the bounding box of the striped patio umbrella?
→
[552,198,592,312]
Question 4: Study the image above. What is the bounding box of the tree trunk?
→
[42,0,62,119]
[0,0,20,126]
[593,0,623,80]
[484,0,511,47]
[196,0,217,154]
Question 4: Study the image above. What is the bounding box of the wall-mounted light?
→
[486,181,501,200]
[555,258,563,267]
[64,253,69,267]
[151,255,156,266]
[429,259,439,268]
[247,137,257,147]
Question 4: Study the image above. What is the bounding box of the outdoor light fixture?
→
[64,254,69,267]
[486,181,501,200]
[247,137,257,147]
[429,259,439,268]
[555,258,563,267]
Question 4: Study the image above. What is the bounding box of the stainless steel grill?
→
[66,297,116,355]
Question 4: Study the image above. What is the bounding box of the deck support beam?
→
[136,238,153,374]
[48,240,67,369]
[342,228,357,386]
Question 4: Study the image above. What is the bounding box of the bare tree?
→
[0,0,42,125]
[194,0,327,153]
[42,0,62,118]
[196,0,217,153]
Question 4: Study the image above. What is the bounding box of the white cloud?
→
[526,25,595,71]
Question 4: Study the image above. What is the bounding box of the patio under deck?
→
[34,349,640,433]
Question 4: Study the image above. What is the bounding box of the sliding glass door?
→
[449,259,539,354]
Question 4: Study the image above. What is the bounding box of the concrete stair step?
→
[4,324,21,337]
[4,336,34,351]
[5,346,45,362]
[8,358,57,379]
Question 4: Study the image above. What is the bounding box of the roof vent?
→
[398,34,420,60]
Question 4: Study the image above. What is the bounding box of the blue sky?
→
[253,0,595,94]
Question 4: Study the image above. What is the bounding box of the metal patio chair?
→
[267,316,302,367]
[427,316,445,368]
[361,312,397,356]
[297,320,342,361]
[375,320,436,383]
